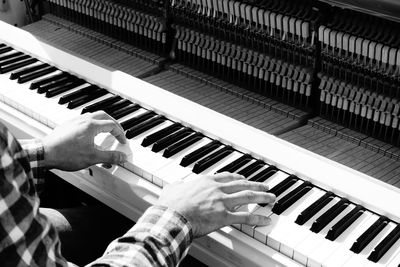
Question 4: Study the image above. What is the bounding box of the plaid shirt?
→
[0,122,193,267]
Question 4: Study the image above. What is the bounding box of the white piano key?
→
[385,246,400,267]
[154,137,214,186]
[117,108,148,125]
[94,109,158,149]
[264,180,305,251]
[32,83,91,126]
[275,187,326,257]
[249,171,292,241]
[342,222,397,267]
[263,170,291,189]
[307,210,374,267]
[111,117,210,186]
[293,202,356,266]
[290,196,341,265]
[364,235,400,267]
[322,213,379,267]
[246,163,276,180]
[0,66,67,124]
[159,140,223,185]
[231,163,276,230]
[66,93,115,116]
[183,150,243,181]
[111,119,175,176]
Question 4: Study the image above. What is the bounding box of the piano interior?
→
[3,0,400,266]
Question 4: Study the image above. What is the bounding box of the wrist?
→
[20,139,45,163]
[42,145,53,169]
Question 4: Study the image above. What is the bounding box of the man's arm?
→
[89,206,193,267]
[88,173,275,267]
[0,123,68,267]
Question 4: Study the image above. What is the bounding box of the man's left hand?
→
[42,111,127,171]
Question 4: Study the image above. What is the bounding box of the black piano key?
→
[0,46,12,54]
[296,192,335,225]
[368,224,400,262]
[0,52,24,63]
[38,76,73,94]
[45,79,86,98]
[59,85,98,104]
[30,72,69,89]
[192,146,234,174]
[258,175,298,207]
[10,63,49,80]
[0,43,5,48]
[272,181,313,215]
[350,217,389,254]
[110,104,141,120]
[103,99,133,116]
[268,175,298,198]
[121,111,156,131]
[180,140,221,167]
[310,198,350,233]
[126,115,166,139]
[238,160,265,178]
[326,205,365,241]
[163,133,204,158]
[248,166,278,182]
[142,123,183,147]
[18,66,57,84]
[215,154,253,173]
[67,89,108,109]
[0,58,37,74]
[0,54,30,66]
[152,127,193,153]
[81,95,122,114]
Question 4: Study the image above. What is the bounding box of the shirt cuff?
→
[136,205,194,255]
[19,139,46,191]
[95,205,193,267]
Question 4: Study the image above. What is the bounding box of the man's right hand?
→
[157,173,276,238]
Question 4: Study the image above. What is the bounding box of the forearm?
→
[88,206,193,267]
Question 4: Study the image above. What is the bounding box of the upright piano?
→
[1,0,400,266]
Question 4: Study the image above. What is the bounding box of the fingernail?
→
[262,217,271,225]
[102,163,112,169]
[120,153,128,163]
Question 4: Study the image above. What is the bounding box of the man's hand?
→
[157,173,276,238]
[42,111,127,171]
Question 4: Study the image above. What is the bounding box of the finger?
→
[227,211,271,226]
[220,180,269,194]
[89,110,112,120]
[93,120,127,144]
[224,191,276,209]
[90,111,125,133]
[212,172,245,183]
[93,150,128,165]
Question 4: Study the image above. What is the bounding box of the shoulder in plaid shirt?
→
[0,122,193,267]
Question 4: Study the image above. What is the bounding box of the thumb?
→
[94,150,128,165]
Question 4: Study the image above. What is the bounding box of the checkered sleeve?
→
[0,123,68,267]
[19,139,46,193]
[88,205,193,267]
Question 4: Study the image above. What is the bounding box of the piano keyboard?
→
[2,20,400,267]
